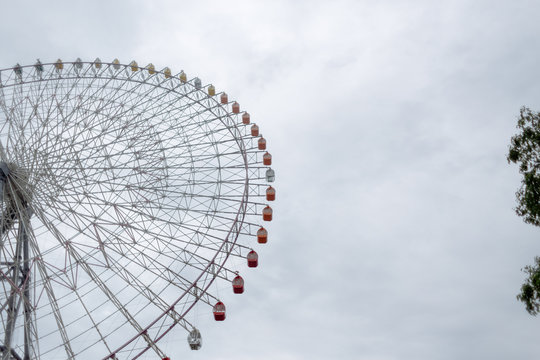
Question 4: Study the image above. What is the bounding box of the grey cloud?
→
[2,0,540,359]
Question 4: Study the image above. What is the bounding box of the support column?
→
[0,162,32,360]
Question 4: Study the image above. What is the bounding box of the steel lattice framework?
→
[0,59,275,359]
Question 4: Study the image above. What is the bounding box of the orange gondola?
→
[257,227,268,243]
[258,137,266,150]
[262,206,273,221]
[232,102,240,114]
[242,112,250,124]
[251,124,259,137]
[266,186,275,201]
[220,92,228,104]
[263,152,272,166]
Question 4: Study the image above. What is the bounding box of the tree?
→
[516,257,540,315]
[508,106,540,315]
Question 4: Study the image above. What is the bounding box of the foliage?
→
[508,107,540,315]
[507,107,540,226]
[517,257,540,316]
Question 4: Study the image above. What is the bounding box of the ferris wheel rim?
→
[0,58,273,360]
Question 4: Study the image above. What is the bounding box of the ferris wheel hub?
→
[0,163,32,204]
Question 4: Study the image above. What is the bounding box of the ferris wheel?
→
[0,58,276,360]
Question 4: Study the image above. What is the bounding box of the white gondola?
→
[34,59,43,74]
[74,58,83,70]
[74,58,83,75]
[187,328,202,350]
[194,77,202,89]
[13,63,22,78]
[266,168,275,182]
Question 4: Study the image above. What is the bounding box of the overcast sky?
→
[2,0,540,359]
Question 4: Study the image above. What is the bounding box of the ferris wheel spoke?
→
[100,229,235,297]
[71,210,238,284]
[27,241,76,359]
[32,207,167,359]
[100,257,207,337]
[72,288,114,356]
[33,183,242,254]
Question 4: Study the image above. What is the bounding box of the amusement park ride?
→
[0,58,276,359]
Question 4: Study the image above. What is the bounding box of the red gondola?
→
[232,275,244,294]
[247,250,258,267]
[213,301,226,321]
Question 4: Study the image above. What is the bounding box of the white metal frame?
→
[0,60,273,359]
